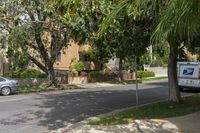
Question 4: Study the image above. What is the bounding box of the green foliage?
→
[151,0,200,58]
[88,71,103,78]
[1,0,78,86]
[16,85,45,93]
[56,0,153,68]
[139,53,151,65]
[6,27,30,72]
[88,71,116,78]
[80,47,98,61]
[88,71,117,82]
[137,71,155,78]
[60,84,79,90]
[123,57,136,72]
[124,53,151,72]
[153,43,169,65]
[16,84,79,93]
[69,58,85,76]
[150,60,164,67]
[11,69,47,78]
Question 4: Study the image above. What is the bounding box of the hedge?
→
[88,71,103,78]
[137,71,155,78]
[88,71,117,78]
[11,69,47,78]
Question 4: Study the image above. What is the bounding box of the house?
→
[53,41,101,77]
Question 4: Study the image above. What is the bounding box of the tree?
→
[152,0,200,102]
[0,0,77,86]
[51,0,114,69]
[98,0,158,80]
[106,16,152,80]
[54,0,153,81]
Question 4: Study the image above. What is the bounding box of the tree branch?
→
[26,53,47,73]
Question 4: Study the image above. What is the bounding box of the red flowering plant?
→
[80,71,87,77]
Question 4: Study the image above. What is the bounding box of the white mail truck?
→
[177,62,200,91]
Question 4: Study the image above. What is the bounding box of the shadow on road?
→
[1,80,198,132]
[31,85,170,130]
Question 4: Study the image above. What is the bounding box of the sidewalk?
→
[52,119,180,133]
[166,111,200,133]
[76,78,167,89]
[76,82,122,89]
[51,111,200,133]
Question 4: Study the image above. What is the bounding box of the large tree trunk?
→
[118,58,123,81]
[47,62,58,87]
[168,46,181,103]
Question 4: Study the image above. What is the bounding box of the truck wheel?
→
[179,87,184,92]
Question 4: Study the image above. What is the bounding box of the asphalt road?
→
[0,81,191,133]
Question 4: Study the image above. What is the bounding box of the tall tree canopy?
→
[0,0,79,86]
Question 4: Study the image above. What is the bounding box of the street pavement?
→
[0,81,192,133]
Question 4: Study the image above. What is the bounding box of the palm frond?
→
[152,0,200,46]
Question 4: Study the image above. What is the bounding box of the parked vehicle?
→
[177,62,200,91]
[0,76,18,96]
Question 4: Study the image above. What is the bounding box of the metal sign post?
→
[135,56,139,107]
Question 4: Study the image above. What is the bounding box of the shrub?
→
[69,58,85,76]
[137,71,155,78]
[88,71,103,78]
[11,70,21,78]
[150,60,164,67]
[88,71,117,79]
[11,69,47,78]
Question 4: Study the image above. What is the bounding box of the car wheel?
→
[179,87,184,92]
[1,87,11,96]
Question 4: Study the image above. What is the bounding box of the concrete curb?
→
[50,99,170,133]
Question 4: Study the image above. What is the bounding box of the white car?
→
[0,76,18,96]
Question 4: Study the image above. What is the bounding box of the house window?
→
[80,54,90,61]
[56,52,61,61]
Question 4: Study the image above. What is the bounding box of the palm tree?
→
[152,0,200,102]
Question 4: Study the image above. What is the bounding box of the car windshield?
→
[0,76,7,82]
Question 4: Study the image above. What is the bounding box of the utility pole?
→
[135,56,139,107]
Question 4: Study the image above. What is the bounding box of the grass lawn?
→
[16,85,45,93]
[16,84,79,94]
[119,76,168,84]
[88,94,200,125]
[141,76,168,82]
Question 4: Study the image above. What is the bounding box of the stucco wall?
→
[15,78,47,87]
[54,42,80,70]
[149,67,168,77]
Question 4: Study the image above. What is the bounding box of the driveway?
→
[0,81,189,133]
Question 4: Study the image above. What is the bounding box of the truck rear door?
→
[178,62,200,88]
